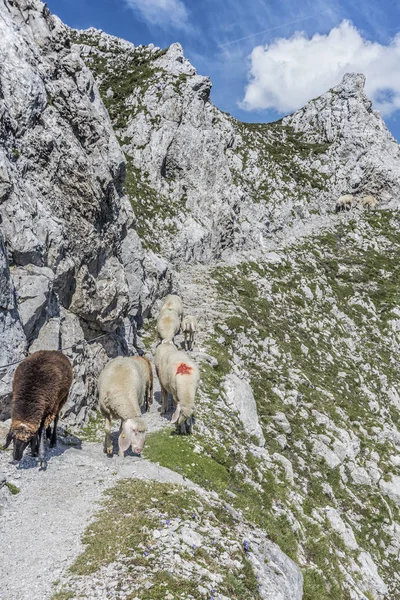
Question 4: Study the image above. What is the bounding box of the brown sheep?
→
[133,355,154,411]
[3,350,73,468]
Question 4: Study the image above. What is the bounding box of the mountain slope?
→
[2,3,400,599]
[74,29,400,263]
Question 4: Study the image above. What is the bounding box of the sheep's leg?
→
[50,414,59,448]
[118,420,124,457]
[30,434,39,457]
[46,426,52,439]
[187,417,193,435]
[38,421,47,470]
[160,386,168,415]
[104,416,112,456]
[184,332,187,351]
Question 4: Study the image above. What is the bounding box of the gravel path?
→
[0,362,193,600]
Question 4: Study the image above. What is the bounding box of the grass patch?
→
[50,591,75,600]
[144,430,298,560]
[5,482,20,495]
[65,479,261,599]
[79,410,103,442]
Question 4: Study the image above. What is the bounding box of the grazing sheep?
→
[361,195,377,210]
[98,357,148,457]
[3,351,73,468]
[160,294,183,316]
[133,355,154,411]
[155,342,200,435]
[182,315,197,351]
[156,294,183,342]
[335,194,354,212]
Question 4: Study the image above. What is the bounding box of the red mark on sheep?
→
[176,363,192,375]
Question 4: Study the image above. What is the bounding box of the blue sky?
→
[47,0,400,140]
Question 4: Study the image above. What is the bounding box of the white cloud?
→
[125,0,189,30]
[242,20,400,116]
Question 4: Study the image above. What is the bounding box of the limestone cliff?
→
[0,0,170,421]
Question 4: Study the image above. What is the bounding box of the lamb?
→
[335,194,354,212]
[98,356,148,457]
[155,342,200,435]
[361,195,377,210]
[3,350,73,468]
[181,315,197,351]
[156,294,183,342]
[133,355,154,411]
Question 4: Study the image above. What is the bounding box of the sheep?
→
[157,310,181,342]
[3,351,73,468]
[361,195,377,210]
[335,194,354,212]
[98,356,148,457]
[181,315,197,351]
[154,342,200,435]
[156,294,183,342]
[160,294,183,316]
[133,355,154,411]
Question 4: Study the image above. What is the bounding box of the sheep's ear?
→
[118,423,132,453]
[171,404,181,424]
[3,430,13,449]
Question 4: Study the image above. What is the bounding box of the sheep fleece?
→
[155,344,199,415]
[98,357,146,422]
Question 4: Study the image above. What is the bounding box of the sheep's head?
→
[118,418,147,455]
[171,404,194,435]
[3,423,35,461]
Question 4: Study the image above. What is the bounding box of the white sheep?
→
[361,195,377,210]
[160,294,183,316]
[181,315,197,351]
[133,355,154,411]
[157,310,181,342]
[98,357,148,457]
[156,294,183,342]
[154,342,200,435]
[335,194,354,212]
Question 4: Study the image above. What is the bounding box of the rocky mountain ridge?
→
[73,28,400,261]
[2,1,400,599]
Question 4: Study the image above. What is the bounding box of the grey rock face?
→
[223,373,265,446]
[0,0,163,421]
[0,232,25,418]
[254,537,303,600]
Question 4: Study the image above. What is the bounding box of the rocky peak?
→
[339,72,367,97]
[283,72,400,203]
